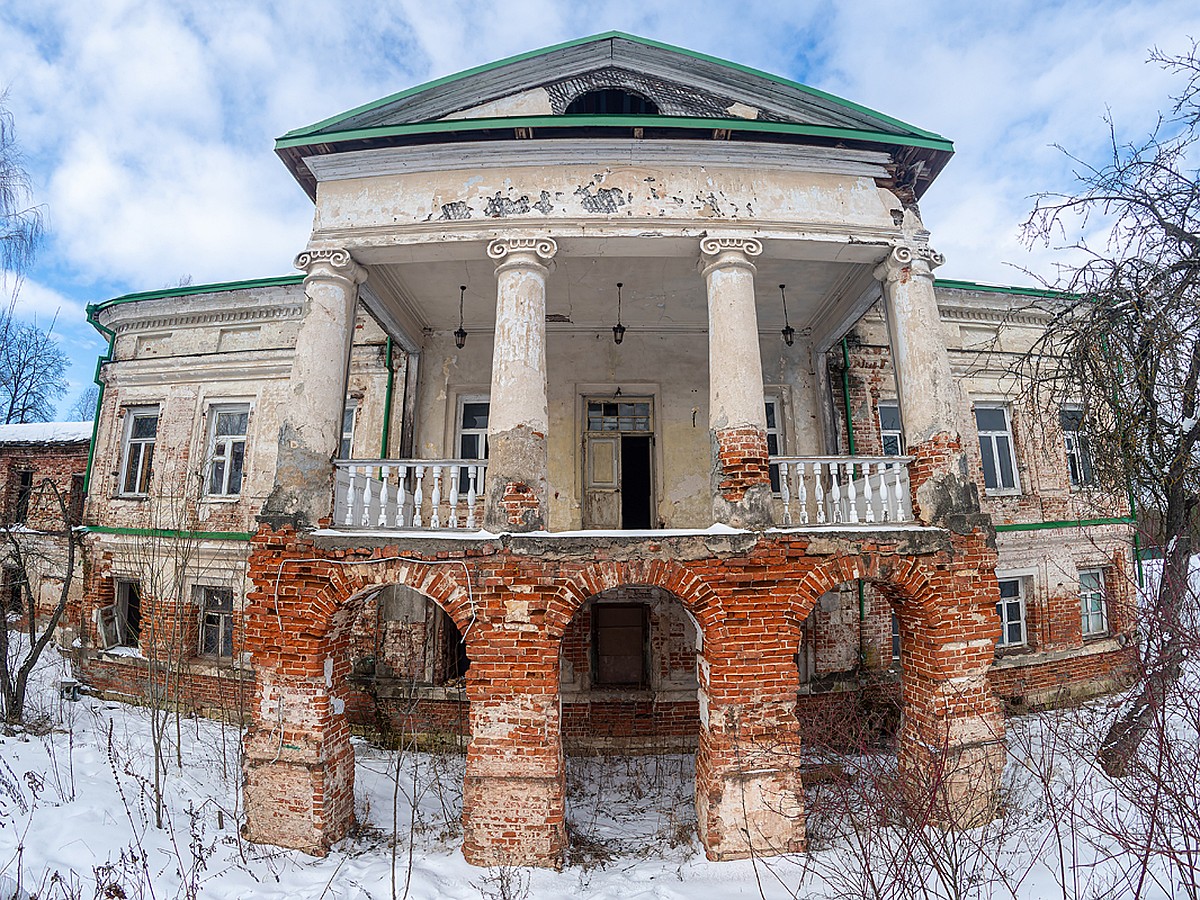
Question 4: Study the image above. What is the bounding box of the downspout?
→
[841,336,867,664]
[380,337,395,458]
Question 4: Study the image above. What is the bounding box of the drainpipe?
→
[380,337,395,458]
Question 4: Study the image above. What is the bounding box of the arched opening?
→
[558,584,700,858]
[795,579,903,753]
[565,88,660,115]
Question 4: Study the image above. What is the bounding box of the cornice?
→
[106,302,307,336]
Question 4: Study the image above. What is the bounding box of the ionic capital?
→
[873,243,945,285]
[294,247,368,286]
[487,236,558,267]
[699,236,762,278]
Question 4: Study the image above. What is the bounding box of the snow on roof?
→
[0,421,93,444]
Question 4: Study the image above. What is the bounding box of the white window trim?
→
[1061,404,1095,490]
[117,406,160,497]
[878,399,904,457]
[765,394,784,494]
[995,575,1028,648]
[974,402,1022,495]
[455,394,490,461]
[1079,567,1109,638]
[203,404,250,499]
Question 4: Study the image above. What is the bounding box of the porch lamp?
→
[779,283,795,347]
[454,285,468,349]
[612,282,626,345]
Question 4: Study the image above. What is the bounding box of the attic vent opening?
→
[565,89,659,116]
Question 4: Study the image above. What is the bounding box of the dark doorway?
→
[620,436,653,528]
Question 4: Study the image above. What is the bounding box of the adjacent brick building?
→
[67,33,1137,867]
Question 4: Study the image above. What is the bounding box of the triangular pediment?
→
[282,32,945,143]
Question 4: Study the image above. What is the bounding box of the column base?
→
[462,774,566,868]
[697,761,806,860]
[242,733,355,855]
[900,738,1006,830]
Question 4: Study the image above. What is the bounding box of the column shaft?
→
[701,237,772,528]
[483,237,556,532]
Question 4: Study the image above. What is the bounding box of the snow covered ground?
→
[2,563,1197,899]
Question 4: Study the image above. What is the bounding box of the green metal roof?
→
[87,274,304,317]
[933,278,1068,300]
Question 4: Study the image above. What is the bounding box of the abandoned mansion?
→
[7,33,1139,866]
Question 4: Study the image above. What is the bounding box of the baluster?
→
[814,461,826,524]
[341,465,355,526]
[448,466,462,528]
[429,465,443,529]
[412,465,425,528]
[779,462,792,526]
[396,464,410,527]
[466,465,479,529]
[378,464,392,528]
[830,461,843,523]
[357,464,371,527]
[893,461,907,521]
[878,461,892,522]
[862,460,875,523]
[797,462,809,525]
[846,460,859,523]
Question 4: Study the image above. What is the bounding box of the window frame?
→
[114,579,141,648]
[197,585,235,659]
[339,400,357,460]
[765,396,784,493]
[878,400,905,457]
[995,576,1028,649]
[204,404,250,498]
[974,403,1021,494]
[118,406,159,497]
[13,470,33,524]
[1079,568,1109,638]
[591,602,649,688]
[1060,406,1096,489]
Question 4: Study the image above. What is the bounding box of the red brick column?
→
[241,528,355,854]
[461,595,566,867]
[900,434,1007,828]
[695,626,806,859]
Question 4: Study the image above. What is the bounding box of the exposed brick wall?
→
[713,425,770,501]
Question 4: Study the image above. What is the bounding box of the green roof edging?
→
[934,278,1068,300]
[994,516,1136,533]
[87,525,254,542]
[88,274,304,317]
[275,113,954,154]
[280,31,948,145]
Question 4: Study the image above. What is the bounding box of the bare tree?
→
[68,385,99,421]
[0,315,68,423]
[0,478,78,726]
[1020,43,1200,774]
[0,88,43,288]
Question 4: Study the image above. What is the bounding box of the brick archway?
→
[783,548,1007,831]
[241,544,475,855]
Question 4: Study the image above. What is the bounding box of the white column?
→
[261,247,366,529]
[700,236,772,528]
[483,237,557,531]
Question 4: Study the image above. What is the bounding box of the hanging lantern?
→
[779,283,795,347]
[612,281,626,345]
[454,285,468,349]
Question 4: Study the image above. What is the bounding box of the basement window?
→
[565,89,659,115]
[593,603,648,687]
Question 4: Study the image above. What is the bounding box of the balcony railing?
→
[770,456,914,526]
[334,460,487,530]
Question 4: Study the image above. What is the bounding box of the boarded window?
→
[593,604,647,686]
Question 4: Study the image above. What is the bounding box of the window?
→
[13,470,32,524]
[199,587,234,658]
[69,473,85,525]
[593,603,647,686]
[456,398,490,490]
[1080,569,1108,638]
[1061,407,1095,488]
[996,578,1026,647]
[116,580,141,647]
[765,398,782,491]
[565,89,659,115]
[878,402,904,457]
[339,402,356,459]
[120,409,158,495]
[3,567,25,612]
[974,404,1019,492]
[206,406,249,497]
[891,611,901,662]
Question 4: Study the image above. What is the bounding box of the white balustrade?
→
[334,460,488,530]
[771,456,914,526]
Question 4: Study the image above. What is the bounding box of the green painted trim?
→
[994,516,1136,533]
[840,337,856,456]
[88,274,304,317]
[280,31,947,144]
[934,278,1067,300]
[275,114,954,155]
[381,336,395,457]
[83,307,116,495]
[86,525,254,542]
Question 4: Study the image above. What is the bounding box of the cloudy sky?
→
[2,0,1198,415]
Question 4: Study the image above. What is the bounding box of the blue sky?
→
[2,0,1199,417]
